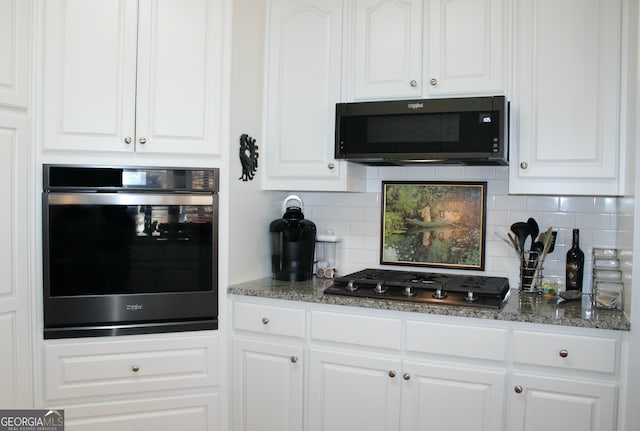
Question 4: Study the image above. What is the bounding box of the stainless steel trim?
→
[47,193,214,206]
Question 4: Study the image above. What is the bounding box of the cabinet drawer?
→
[233,302,306,338]
[406,321,507,362]
[513,330,618,373]
[44,333,219,400]
[311,311,401,350]
[60,393,220,431]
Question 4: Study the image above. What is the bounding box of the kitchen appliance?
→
[335,96,508,165]
[42,165,219,339]
[270,195,316,282]
[325,268,511,309]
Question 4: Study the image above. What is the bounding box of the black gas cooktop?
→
[325,268,511,309]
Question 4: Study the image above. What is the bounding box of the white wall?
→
[228,0,285,285]
[296,165,620,292]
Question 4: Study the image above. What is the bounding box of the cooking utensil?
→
[510,222,531,256]
[531,227,554,285]
[527,218,539,250]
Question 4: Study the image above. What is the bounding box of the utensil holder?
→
[519,251,541,294]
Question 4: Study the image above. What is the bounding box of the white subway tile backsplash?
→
[559,196,595,212]
[296,166,622,288]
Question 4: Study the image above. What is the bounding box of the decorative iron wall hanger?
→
[238,134,258,181]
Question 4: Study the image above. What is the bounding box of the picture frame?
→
[381,181,487,270]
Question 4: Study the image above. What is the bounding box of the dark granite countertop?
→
[228,277,630,331]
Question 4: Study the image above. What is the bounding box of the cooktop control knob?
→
[346,280,358,291]
[374,281,388,294]
[433,287,447,299]
[403,285,416,297]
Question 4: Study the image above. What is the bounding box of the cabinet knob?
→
[514,385,523,394]
[559,349,569,358]
[410,80,418,88]
[328,163,335,170]
[124,136,132,144]
[290,356,298,363]
[429,78,437,86]
[261,317,270,325]
[131,365,140,373]
[520,161,528,169]
[388,370,396,378]
[403,373,411,381]
[139,137,147,145]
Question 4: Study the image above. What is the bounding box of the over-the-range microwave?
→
[335,95,508,166]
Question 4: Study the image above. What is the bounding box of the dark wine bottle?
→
[565,229,585,291]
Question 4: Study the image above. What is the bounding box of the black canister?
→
[270,195,316,281]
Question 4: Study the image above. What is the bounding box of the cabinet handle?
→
[124,136,132,144]
[410,80,418,88]
[261,317,270,325]
[388,370,396,378]
[328,163,335,170]
[559,349,569,358]
[520,161,528,169]
[131,365,140,373]
[139,137,147,145]
[403,373,411,380]
[514,385,523,394]
[429,78,437,86]
[290,356,298,363]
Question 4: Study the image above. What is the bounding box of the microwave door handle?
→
[46,193,214,206]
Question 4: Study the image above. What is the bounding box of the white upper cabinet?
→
[0,0,30,108]
[350,0,423,100]
[509,0,626,195]
[427,0,506,96]
[41,0,225,156]
[262,0,365,191]
[348,0,506,100]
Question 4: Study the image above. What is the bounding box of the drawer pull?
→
[514,385,523,394]
[261,317,270,325]
[403,373,411,381]
[131,365,140,373]
[559,349,569,358]
[388,370,396,378]
[290,356,298,363]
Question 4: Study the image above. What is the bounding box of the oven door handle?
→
[45,193,215,206]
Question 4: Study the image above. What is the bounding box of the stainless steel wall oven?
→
[42,165,219,339]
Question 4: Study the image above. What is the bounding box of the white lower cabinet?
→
[507,327,621,431]
[308,349,401,431]
[507,373,616,431]
[401,361,506,431]
[43,332,221,431]
[232,339,303,431]
[231,300,306,431]
[229,296,624,431]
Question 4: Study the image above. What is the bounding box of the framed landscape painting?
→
[381,181,487,270]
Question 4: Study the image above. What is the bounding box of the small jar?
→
[593,281,623,310]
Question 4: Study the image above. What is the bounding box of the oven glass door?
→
[45,193,215,297]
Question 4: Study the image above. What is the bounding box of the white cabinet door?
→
[0,113,32,408]
[400,361,506,431]
[351,0,423,100]
[262,0,365,191]
[308,349,401,431]
[427,0,506,96]
[42,0,138,152]
[0,0,30,108]
[135,0,224,155]
[509,0,623,195]
[232,338,303,431]
[508,373,617,431]
[42,0,224,156]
